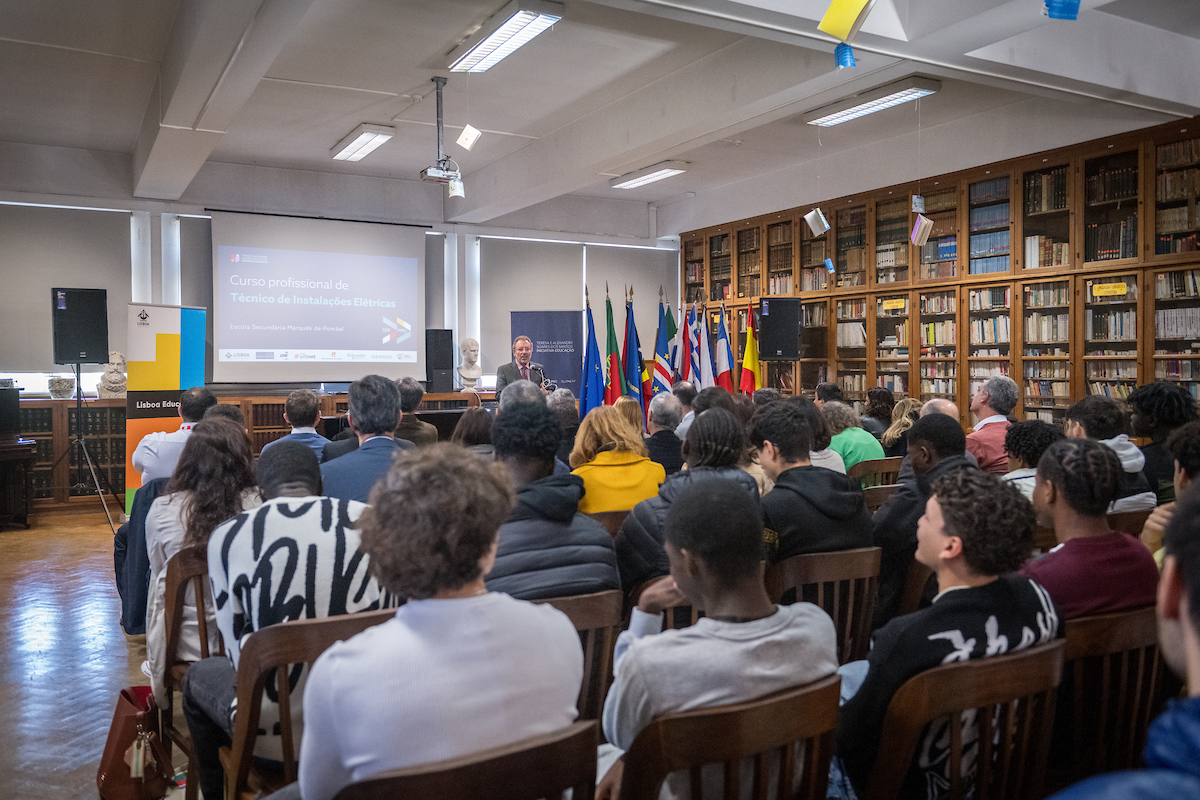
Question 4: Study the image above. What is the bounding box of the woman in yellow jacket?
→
[570,405,665,514]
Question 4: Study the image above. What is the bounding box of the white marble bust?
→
[457,338,482,392]
[97,351,127,399]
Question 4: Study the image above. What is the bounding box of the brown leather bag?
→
[97,686,173,800]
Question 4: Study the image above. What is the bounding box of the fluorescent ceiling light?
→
[449,0,563,73]
[803,77,941,127]
[610,161,688,190]
[331,123,394,161]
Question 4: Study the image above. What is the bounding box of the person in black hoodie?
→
[749,401,873,562]
[871,413,976,629]
[485,401,619,600]
[615,408,759,594]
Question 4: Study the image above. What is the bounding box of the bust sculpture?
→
[97,351,127,399]
[457,338,482,392]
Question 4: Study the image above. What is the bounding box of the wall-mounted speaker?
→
[52,288,109,364]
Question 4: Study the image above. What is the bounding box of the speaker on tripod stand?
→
[50,288,117,533]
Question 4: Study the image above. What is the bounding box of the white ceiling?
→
[0,0,1197,239]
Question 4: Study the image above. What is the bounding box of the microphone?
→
[529,362,545,372]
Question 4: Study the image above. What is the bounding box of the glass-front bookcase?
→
[1022,163,1071,269]
[875,292,910,397]
[1155,136,1200,256]
[1020,279,1072,421]
[1084,149,1139,263]
[919,188,958,280]
[1153,267,1200,402]
[968,176,1011,275]
[1082,273,1139,399]
[918,289,958,402]
[875,197,910,284]
[966,284,1013,396]
[835,206,867,288]
[800,299,829,390]
[835,296,869,408]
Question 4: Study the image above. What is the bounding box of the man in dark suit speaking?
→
[320,374,413,503]
[495,335,546,394]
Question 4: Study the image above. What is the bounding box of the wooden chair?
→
[161,546,225,800]
[895,559,934,618]
[1108,508,1154,536]
[765,547,881,664]
[332,721,598,800]
[219,608,396,800]
[588,509,631,537]
[532,590,622,720]
[862,484,900,515]
[1056,606,1168,785]
[618,674,841,800]
[1033,524,1058,553]
[861,640,1065,800]
[848,457,904,489]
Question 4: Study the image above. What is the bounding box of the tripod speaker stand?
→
[48,364,119,536]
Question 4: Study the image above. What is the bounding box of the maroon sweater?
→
[1019,531,1159,619]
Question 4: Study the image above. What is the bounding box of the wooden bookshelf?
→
[1150,266,1200,403]
[918,288,960,405]
[18,399,126,512]
[1019,278,1073,422]
[1154,134,1200,258]
[1081,272,1140,400]
[799,298,829,390]
[874,292,911,398]
[835,205,868,289]
[835,295,869,409]
[966,282,1014,398]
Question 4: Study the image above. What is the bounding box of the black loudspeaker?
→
[757,298,802,361]
[0,389,18,438]
[52,288,109,364]
[426,329,454,370]
[427,369,453,393]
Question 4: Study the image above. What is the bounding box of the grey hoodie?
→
[1099,434,1157,513]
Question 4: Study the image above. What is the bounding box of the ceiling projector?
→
[420,166,460,184]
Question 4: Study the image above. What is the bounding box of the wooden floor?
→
[0,513,178,800]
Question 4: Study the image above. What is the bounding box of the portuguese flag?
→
[604,291,625,405]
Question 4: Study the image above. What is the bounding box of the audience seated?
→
[115,476,170,634]
[861,387,895,440]
[750,401,872,563]
[596,478,838,799]
[1048,483,1200,799]
[1020,438,1160,619]
[834,470,1060,799]
[394,377,438,447]
[966,375,1019,474]
[260,389,330,459]
[644,392,684,476]
[1127,380,1199,505]
[824,401,886,472]
[1002,420,1063,499]
[752,387,782,407]
[547,387,581,465]
[730,392,774,495]
[894,399,979,483]
[872,414,975,629]
[296,445,583,800]
[182,440,394,800]
[449,406,495,457]
[132,386,218,481]
[881,397,921,458]
[485,402,619,600]
[499,378,546,411]
[616,408,759,593]
[319,375,413,502]
[615,395,645,435]
[1142,420,1200,559]
[570,405,665,514]
[795,396,846,473]
[814,381,843,408]
[1063,395,1157,512]
[202,402,246,428]
[670,381,698,441]
[145,418,259,710]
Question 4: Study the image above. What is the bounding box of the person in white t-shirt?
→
[132,386,218,481]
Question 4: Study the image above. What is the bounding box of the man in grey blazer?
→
[495,335,546,394]
[320,374,413,503]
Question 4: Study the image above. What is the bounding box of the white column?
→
[464,234,481,343]
[130,212,152,303]
[443,233,459,339]
[160,214,181,305]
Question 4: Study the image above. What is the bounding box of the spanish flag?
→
[739,306,762,394]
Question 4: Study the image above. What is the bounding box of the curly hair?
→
[882,397,921,448]
[686,408,746,468]
[1127,381,1199,434]
[1166,420,1200,481]
[791,396,832,451]
[362,444,514,599]
[749,402,812,462]
[450,407,493,447]
[569,405,647,468]
[931,470,1034,575]
[492,401,561,463]
[692,387,736,415]
[1004,420,1064,470]
[614,395,644,434]
[1037,438,1123,517]
[821,401,861,436]
[864,387,896,424]
[752,388,782,408]
[170,418,257,548]
[1064,395,1128,440]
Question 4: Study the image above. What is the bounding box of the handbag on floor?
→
[97,685,173,800]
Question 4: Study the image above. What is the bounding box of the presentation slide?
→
[211,212,426,383]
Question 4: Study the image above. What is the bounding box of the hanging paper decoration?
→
[835,42,857,68]
[1043,0,1080,20]
[818,0,878,42]
[804,207,831,236]
[825,257,836,273]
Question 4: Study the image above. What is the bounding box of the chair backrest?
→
[163,545,224,682]
[1062,606,1167,781]
[862,484,900,515]
[894,560,934,618]
[588,509,630,537]
[532,590,622,719]
[1108,509,1154,536]
[1033,524,1057,553]
[862,640,1065,800]
[765,547,881,664]
[619,674,841,800]
[332,721,598,800]
[848,457,903,488]
[222,608,396,799]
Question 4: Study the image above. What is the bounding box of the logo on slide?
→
[382,316,412,345]
[230,253,240,262]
